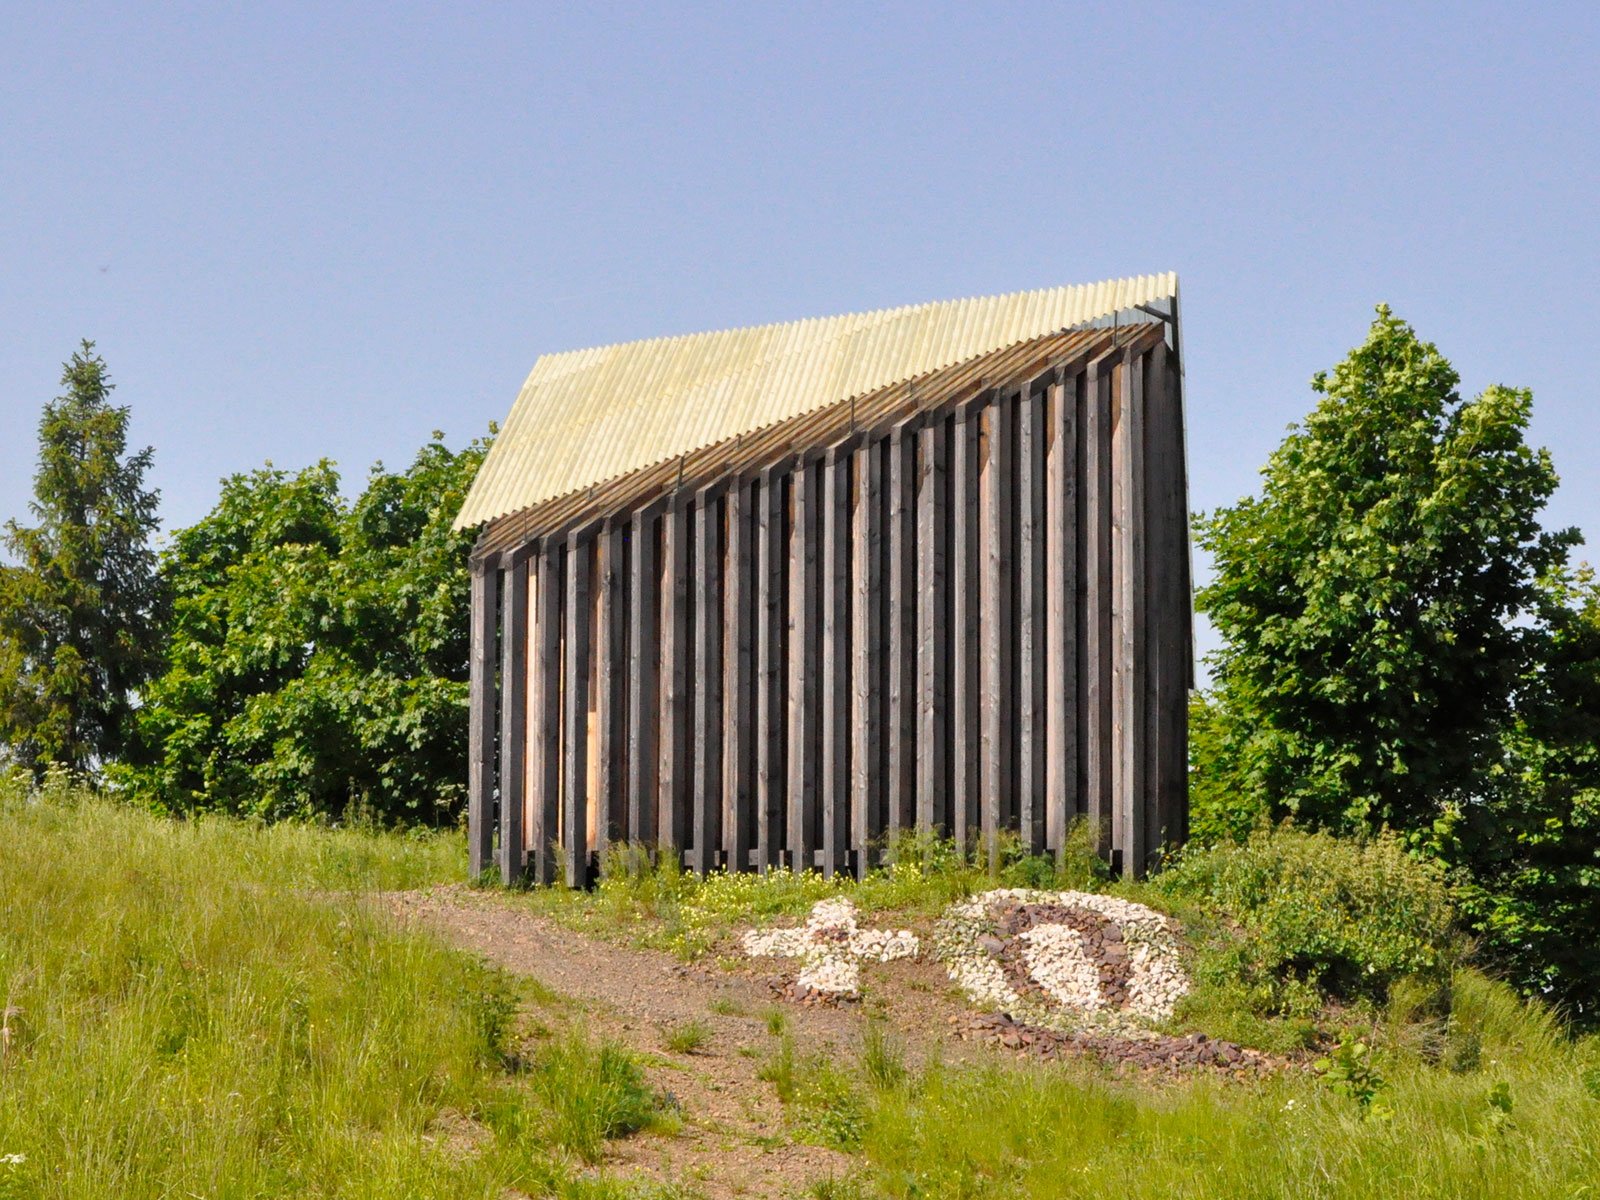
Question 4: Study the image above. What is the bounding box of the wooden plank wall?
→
[469,329,1188,885]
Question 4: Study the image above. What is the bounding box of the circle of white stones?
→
[933,889,1189,1034]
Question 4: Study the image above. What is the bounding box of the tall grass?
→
[0,777,665,1198]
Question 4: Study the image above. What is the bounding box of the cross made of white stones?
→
[741,898,919,997]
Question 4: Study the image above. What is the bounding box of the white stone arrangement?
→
[741,897,919,997]
[933,889,1189,1034]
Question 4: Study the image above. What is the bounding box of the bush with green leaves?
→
[1160,824,1458,1016]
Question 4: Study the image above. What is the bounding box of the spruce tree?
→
[0,342,163,773]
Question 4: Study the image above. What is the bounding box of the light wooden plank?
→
[723,481,754,873]
[499,555,529,884]
[626,507,659,853]
[1083,350,1116,859]
[850,439,884,876]
[786,459,819,870]
[659,498,691,860]
[979,395,1014,874]
[821,448,851,878]
[756,468,787,872]
[1045,369,1081,859]
[1111,347,1148,876]
[886,421,917,846]
[594,523,627,862]
[950,403,981,855]
[1017,376,1047,855]
[563,533,592,887]
[916,417,949,834]
[468,558,496,880]
[692,489,724,875]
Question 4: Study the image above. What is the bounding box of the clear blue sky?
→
[3,2,1596,663]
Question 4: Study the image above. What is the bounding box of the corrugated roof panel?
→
[456,273,1178,530]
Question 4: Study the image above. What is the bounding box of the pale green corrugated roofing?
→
[455,272,1178,530]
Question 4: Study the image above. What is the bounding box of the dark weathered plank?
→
[756,468,787,872]
[1017,376,1047,855]
[594,522,627,861]
[723,481,754,874]
[468,558,497,880]
[1083,350,1116,858]
[563,532,593,887]
[499,554,530,884]
[850,440,884,876]
[532,544,563,884]
[659,498,691,860]
[626,507,659,853]
[692,489,724,875]
[979,395,1014,873]
[916,417,949,834]
[950,402,981,855]
[1045,369,1081,858]
[786,459,820,869]
[886,421,918,845]
[1145,339,1186,863]
[820,449,852,878]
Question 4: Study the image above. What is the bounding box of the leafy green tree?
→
[119,433,490,823]
[1196,306,1576,835]
[0,342,163,773]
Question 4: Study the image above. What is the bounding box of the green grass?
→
[0,775,672,1198]
[661,1019,712,1055]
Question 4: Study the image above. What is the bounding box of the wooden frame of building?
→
[457,276,1192,884]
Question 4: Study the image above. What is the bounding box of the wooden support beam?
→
[886,421,917,845]
[659,498,692,861]
[1145,341,1186,863]
[498,556,529,885]
[916,417,949,834]
[468,559,496,880]
[594,522,627,862]
[692,490,724,875]
[1111,347,1148,876]
[723,481,754,874]
[563,533,592,887]
[950,403,981,855]
[850,440,884,877]
[1045,369,1081,858]
[1017,378,1047,855]
[979,395,1015,873]
[626,506,659,853]
[820,448,851,878]
[786,459,820,870]
[756,468,787,872]
[1083,351,1116,860]
[532,545,563,884]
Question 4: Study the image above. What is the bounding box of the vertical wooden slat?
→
[916,418,949,834]
[950,403,981,855]
[756,468,787,872]
[1145,339,1185,866]
[468,558,497,880]
[626,507,659,852]
[1017,377,1047,855]
[886,421,917,847]
[498,554,529,884]
[723,481,754,873]
[532,545,563,884]
[594,523,627,861]
[850,440,884,877]
[1084,351,1117,859]
[692,489,724,875]
[563,533,592,887]
[1111,347,1148,875]
[787,459,820,870]
[821,449,851,878]
[979,396,1014,873]
[1045,370,1081,858]
[659,498,691,860]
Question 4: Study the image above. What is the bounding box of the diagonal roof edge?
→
[455,272,1178,531]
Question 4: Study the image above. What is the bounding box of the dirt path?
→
[388,887,981,1199]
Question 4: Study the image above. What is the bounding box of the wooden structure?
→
[455,276,1191,884]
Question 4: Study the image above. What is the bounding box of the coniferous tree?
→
[0,342,163,773]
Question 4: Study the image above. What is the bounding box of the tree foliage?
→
[1196,306,1575,833]
[0,342,163,773]
[117,433,490,823]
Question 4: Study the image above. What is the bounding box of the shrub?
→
[1160,824,1458,1016]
